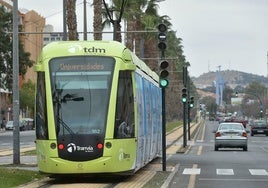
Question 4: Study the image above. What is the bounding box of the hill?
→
[192,70,268,89]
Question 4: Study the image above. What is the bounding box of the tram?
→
[35,41,162,175]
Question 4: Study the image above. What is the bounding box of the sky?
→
[18,0,268,77]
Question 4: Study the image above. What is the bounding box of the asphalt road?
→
[168,120,268,188]
[0,130,36,150]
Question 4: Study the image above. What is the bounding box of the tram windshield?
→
[49,56,115,136]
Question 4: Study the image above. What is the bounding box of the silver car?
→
[214,122,248,151]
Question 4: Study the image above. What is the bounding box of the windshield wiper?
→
[57,117,75,135]
[61,93,84,103]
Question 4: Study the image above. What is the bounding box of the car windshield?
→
[219,123,243,130]
[254,121,266,127]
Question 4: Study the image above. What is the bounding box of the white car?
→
[5,120,25,131]
[215,122,248,151]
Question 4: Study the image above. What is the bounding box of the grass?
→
[166,120,182,133]
[22,149,36,156]
[0,167,45,188]
[143,171,170,188]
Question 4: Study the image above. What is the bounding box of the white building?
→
[43,25,64,46]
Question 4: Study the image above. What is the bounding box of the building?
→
[43,24,64,46]
[20,9,46,84]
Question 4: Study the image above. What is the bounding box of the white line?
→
[249,169,268,176]
[199,178,268,182]
[217,169,234,175]
[183,168,201,175]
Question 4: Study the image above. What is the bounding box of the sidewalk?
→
[166,122,199,154]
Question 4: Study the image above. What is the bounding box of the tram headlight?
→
[50,143,57,149]
[105,142,112,149]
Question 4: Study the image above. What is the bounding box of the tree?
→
[19,80,35,118]
[244,81,266,99]
[200,96,217,116]
[223,85,234,105]
[66,0,78,40]
[243,81,267,118]
[0,6,34,91]
[96,0,190,121]
[93,0,103,40]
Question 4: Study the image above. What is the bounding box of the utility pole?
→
[83,0,87,40]
[63,0,67,41]
[12,0,20,165]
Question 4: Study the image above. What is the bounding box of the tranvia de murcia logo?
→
[67,143,76,153]
[67,143,94,153]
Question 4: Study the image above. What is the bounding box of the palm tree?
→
[93,0,102,40]
[66,0,78,40]
[102,0,127,42]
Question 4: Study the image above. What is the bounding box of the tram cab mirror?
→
[34,64,43,72]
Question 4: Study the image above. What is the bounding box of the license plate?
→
[257,130,264,133]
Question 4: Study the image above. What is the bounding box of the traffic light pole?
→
[187,103,191,140]
[161,88,166,171]
[157,23,168,172]
[187,79,191,141]
[182,66,188,147]
[183,100,187,147]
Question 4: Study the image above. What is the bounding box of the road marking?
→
[183,167,201,175]
[249,169,268,176]
[217,169,234,175]
[197,146,202,155]
[187,164,199,188]
[199,178,268,182]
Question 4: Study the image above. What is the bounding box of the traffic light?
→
[235,91,238,97]
[260,108,263,118]
[159,60,169,88]
[157,23,167,52]
[182,88,187,103]
[189,96,194,108]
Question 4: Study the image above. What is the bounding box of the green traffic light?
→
[182,98,187,103]
[160,79,169,88]
[189,103,194,108]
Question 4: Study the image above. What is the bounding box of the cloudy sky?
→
[18,0,268,77]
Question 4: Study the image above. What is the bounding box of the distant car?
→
[5,121,14,130]
[5,120,25,131]
[21,118,34,130]
[250,120,268,136]
[214,122,248,151]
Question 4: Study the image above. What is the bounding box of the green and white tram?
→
[35,41,162,175]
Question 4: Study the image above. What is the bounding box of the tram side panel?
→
[134,72,162,170]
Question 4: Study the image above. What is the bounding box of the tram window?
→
[114,71,135,138]
[36,72,48,139]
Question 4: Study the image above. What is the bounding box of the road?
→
[168,120,268,188]
[0,130,36,150]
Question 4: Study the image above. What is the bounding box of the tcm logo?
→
[84,47,106,53]
[67,143,94,153]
